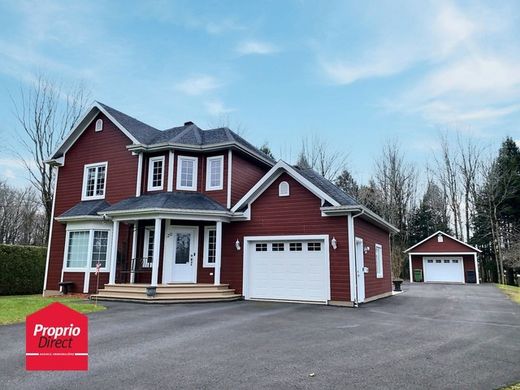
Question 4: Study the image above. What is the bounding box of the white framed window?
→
[142,227,155,268]
[255,243,267,252]
[82,162,108,200]
[95,119,103,132]
[206,155,224,190]
[307,242,321,251]
[279,181,290,197]
[272,243,284,251]
[375,244,383,278]
[176,156,198,191]
[64,228,111,270]
[289,242,302,251]
[147,156,165,191]
[203,226,216,267]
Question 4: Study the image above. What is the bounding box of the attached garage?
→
[243,235,330,303]
[405,231,481,284]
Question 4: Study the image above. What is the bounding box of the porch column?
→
[109,220,120,284]
[214,221,222,285]
[130,221,138,284]
[474,253,480,285]
[150,218,162,287]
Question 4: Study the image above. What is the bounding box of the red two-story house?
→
[44,102,398,306]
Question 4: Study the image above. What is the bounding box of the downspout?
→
[348,209,364,307]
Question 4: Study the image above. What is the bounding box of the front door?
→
[355,237,366,303]
[170,226,198,283]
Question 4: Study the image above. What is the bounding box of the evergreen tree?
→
[334,169,359,198]
[259,143,275,159]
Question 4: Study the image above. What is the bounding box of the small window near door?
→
[203,227,216,267]
[427,259,434,263]
[289,242,302,251]
[452,259,459,263]
[272,243,284,251]
[436,259,442,263]
[255,243,267,252]
[375,244,383,278]
[142,228,155,268]
[307,242,321,251]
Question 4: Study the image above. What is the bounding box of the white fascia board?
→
[55,215,104,223]
[100,208,231,221]
[321,205,399,234]
[403,231,481,253]
[408,252,477,256]
[231,160,340,213]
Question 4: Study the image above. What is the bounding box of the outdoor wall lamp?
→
[331,237,337,250]
[235,239,241,251]
[364,246,370,254]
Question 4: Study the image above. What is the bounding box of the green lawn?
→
[497,284,520,305]
[0,295,105,325]
[499,383,520,390]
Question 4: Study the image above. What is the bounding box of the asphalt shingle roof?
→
[102,192,228,213]
[59,200,110,218]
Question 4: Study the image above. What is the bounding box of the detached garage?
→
[405,231,481,284]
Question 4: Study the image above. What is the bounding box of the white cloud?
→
[175,75,222,96]
[205,100,235,116]
[236,40,278,55]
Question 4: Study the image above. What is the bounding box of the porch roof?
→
[57,199,110,220]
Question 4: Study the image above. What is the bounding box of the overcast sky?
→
[0,0,519,187]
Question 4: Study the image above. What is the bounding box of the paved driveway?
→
[1,283,519,389]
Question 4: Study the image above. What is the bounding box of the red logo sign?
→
[26,302,88,371]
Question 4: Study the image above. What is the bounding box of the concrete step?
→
[90,293,242,303]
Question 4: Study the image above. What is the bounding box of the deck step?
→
[90,293,242,303]
[101,287,236,295]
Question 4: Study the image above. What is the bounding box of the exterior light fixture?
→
[235,239,241,251]
[331,237,337,250]
[364,246,370,254]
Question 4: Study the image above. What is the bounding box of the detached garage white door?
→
[245,236,330,303]
[423,257,464,283]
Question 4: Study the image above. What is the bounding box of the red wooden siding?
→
[354,218,392,298]
[61,272,85,293]
[412,254,476,283]
[411,234,477,253]
[222,173,350,301]
[231,152,268,206]
[46,112,138,291]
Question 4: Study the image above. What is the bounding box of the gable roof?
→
[231,160,398,233]
[48,102,274,166]
[404,231,481,253]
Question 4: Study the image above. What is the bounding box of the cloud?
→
[205,100,235,116]
[236,40,278,55]
[175,75,222,96]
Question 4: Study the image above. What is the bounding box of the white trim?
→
[227,150,232,209]
[147,155,165,191]
[404,231,481,253]
[278,181,290,197]
[176,155,198,191]
[130,222,138,283]
[408,251,477,255]
[375,243,383,278]
[43,166,58,295]
[81,162,108,201]
[109,221,119,284]
[136,153,143,197]
[321,205,399,233]
[242,234,330,302]
[408,253,413,283]
[423,256,464,283]
[347,213,357,303]
[214,221,222,285]
[167,150,174,192]
[355,237,365,303]
[474,253,480,284]
[150,218,162,286]
[142,226,155,268]
[203,226,216,268]
[231,160,340,213]
[95,118,103,132]
[206,155,224,191]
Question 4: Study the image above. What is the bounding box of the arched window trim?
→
[95,119,103,132]
[278,181,290,197]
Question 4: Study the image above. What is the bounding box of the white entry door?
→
[170,226,198,283]
[355,238,365,303]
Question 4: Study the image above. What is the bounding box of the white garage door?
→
[246,237,329,302]
[423,257,464,283]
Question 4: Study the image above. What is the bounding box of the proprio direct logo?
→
[26,302,88,371]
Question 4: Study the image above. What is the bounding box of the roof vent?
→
[184,121,194,126]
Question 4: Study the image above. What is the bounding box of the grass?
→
[496,284,520,305]
[0,294,105,325]
[499,383,520,390]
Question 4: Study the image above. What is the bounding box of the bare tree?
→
[297,135,349,181]
[11,75,90,241]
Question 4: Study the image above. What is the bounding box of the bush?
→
[0,244,46,295]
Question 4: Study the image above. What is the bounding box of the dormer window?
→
[82,162,107,200]
[95,119,103,132]
[147,156,164,191]
[206,155,224,190]
[279,181,290,197]
[176,156,198,191]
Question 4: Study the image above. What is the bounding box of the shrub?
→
[0,244,46,295]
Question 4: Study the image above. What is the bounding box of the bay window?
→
[65,228,111,270]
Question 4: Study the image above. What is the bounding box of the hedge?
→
[0,244,46,295]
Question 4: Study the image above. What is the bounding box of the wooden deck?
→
[90,283,242,303]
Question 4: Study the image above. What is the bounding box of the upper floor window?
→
[147,156,164,191]
[206,155,224,190]
[82,162,107,200]
[375,244,383,278]
[176,156,198,191]
[279,181,290,197]
[95,119,103,132]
